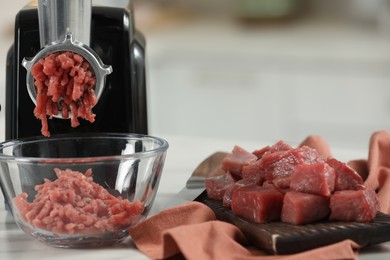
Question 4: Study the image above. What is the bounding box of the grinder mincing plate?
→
[5,0,148,139]
[22,0,113,123]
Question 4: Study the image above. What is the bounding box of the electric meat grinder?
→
[5,0,148,140]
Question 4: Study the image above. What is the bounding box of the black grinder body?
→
[5,6,148,140]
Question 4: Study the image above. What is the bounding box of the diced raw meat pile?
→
[31,51,97,137]
[205,141,380,225]
[13,168,143,235]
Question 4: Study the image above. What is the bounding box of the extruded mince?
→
[13,168,143,235]
[31,51,97,137]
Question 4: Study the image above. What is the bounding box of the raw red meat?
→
[330,189,379,222]
[260,146,322,181]
[326,158,364,191]
[270,176,293,191]
[252,146,270,159]
[13,168,143,235]
[252,140,292,159]
[231,185,284,223]
[261,181,274,188]
[205,173,236,200]
[290,163,336,196]
[241,160,265,183]
[291,146,324,164]
[221,145,257,177]
[259,150,296,181]
[31,51,97,137]
[223,178,258,208]
[206,140,380,225]
[267,140,293,154]
[281,191,330,225]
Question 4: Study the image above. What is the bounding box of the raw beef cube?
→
[231,185,284,223]
[252,140,292,159]
[241,160,265,184]
[223,179,258,208]
[221,145,257,177]
[290,163,336,196]
[252,146,271,159]
[281,191,330,225]
[268,140,293,153]
[260,146,323,181]
[262,181,274,188]
[330,189,379,222]
[271,176,292,191]
[291,146,324,165]
[326,158,364,191]
[206,173,236,200]
[260,150,298,181]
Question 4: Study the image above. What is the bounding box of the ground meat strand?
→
[31,51,97,137]
[13,169,144,235]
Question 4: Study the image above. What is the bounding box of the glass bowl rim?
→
[0,132,169,164]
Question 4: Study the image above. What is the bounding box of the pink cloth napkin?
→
[128,131,390,260]
[128,202,359,260]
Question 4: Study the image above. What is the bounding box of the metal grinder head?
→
[22,0,112,119]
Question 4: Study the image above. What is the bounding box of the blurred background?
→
[1,0,390,150]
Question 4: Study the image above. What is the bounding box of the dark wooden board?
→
[196,190,390,255]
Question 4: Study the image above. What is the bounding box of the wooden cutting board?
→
[194,152,390,255]
[196,191,390,254]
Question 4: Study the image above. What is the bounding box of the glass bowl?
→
[0,133,168,248]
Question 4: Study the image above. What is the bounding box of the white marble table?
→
[1,134,390,259]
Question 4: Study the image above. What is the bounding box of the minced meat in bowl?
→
[0,133,168,248]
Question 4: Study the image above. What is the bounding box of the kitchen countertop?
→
[1,134,390,259]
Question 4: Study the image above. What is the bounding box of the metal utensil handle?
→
[185,152,228,189]
[38,0,91,47]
